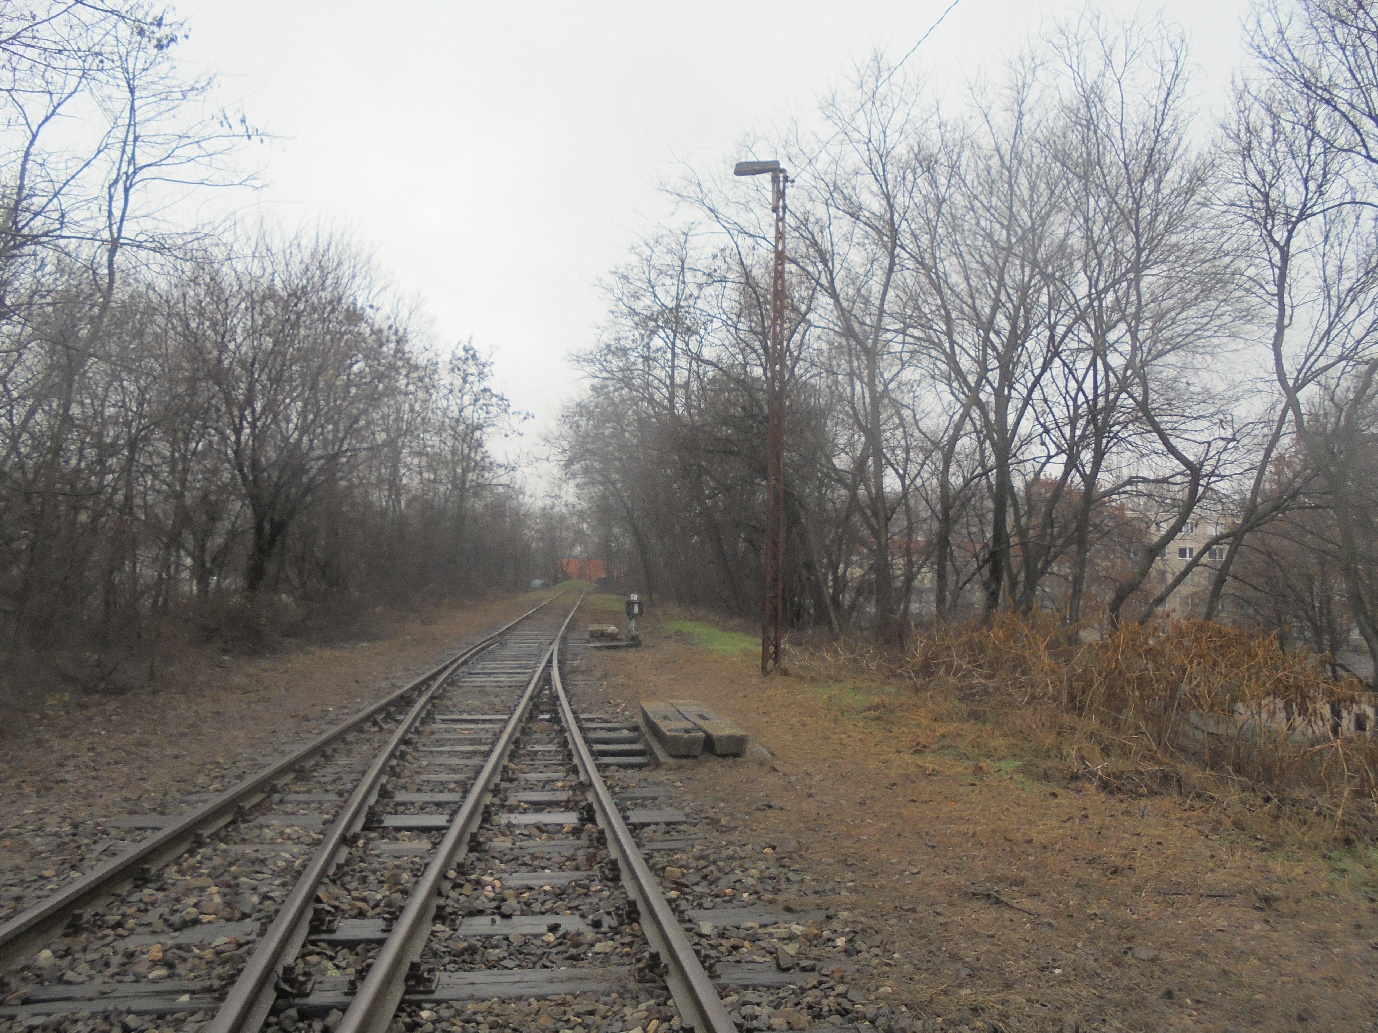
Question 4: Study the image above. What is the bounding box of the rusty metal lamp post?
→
[734,159,788,675]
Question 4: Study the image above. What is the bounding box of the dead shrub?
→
[889,613,1378,833]
[188,592,383,653]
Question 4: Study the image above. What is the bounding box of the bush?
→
[894,613,1378,829]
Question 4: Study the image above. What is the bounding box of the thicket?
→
[794,614,1378,836]
[0,4,537,705]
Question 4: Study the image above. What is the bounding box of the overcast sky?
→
[171,0,1255,474]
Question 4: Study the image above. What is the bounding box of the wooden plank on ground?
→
[640,701,705,757]
[670,700,749,757]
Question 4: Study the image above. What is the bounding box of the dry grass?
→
[799,614,1378,839]
[581,600,1378,1030]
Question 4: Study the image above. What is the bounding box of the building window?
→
[1182,521,1196,534]
[1178,546,1194,559]
[1208,546,1225,560]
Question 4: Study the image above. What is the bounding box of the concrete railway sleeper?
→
[0,594,576,1030]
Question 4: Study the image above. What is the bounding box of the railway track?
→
[0,595,570,958]
[0,595,752,1033]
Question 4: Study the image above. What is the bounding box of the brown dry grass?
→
[813,613,1378,840]
[579,597,1378,1031]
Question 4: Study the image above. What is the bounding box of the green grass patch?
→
[787,676,917,727]
[664,619,757,655]
[1328,843,1378,895]
[797,675,905,707]
[991,757,1025,776]
[578,590,626,617]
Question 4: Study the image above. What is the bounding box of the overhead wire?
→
[783,0,967,182]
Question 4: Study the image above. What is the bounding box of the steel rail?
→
[0,592,565,971]
[550,630,737,1033]
[551,628,744,1030]
[334,596,585,1033]
[208,602,565,1033]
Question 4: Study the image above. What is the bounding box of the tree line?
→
[562,0,1378,681]
[1,3,532,683]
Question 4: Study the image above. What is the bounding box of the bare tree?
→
[1229,6,1378,679]
[168,232,404,594]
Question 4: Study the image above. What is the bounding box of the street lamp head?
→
[734,159,783,177]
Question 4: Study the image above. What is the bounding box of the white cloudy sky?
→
[171,0,1255,467]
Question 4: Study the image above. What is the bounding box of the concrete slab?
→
[601,755,652,768]
[248,813,325,829]
[640,702,705,758]
[507,790,574,804]
[379,814,452,830]
[686,906,827,928]
[388,792,466,804]
[615,786,670,801]
[454,913,591,936]
[625,808,686,826]
[671,700,749,757]
[639,837,701,852]
[102,815,174,829]
[315,918,391,943]
[713,961,849,987]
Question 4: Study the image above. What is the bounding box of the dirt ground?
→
[3,589,1376,1031]
[582,600,1378,1032]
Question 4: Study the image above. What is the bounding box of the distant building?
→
[560,557,606,583]
[1143,507,1233,617]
